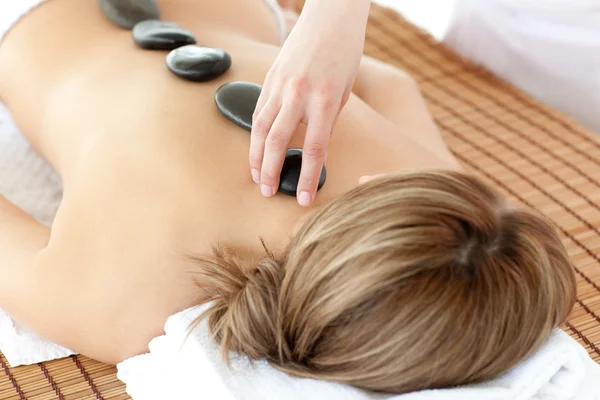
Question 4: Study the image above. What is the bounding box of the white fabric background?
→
[444,0,600,134]
[377,0,600,135]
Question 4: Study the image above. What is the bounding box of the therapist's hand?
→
[250,0,371,206]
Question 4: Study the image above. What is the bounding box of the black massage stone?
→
[99,0,160,29]
[133,20,196,50]
[166,45,232,82]
[279,149,327,197]
[214,81,262,132]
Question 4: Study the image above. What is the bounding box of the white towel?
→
[0,310,75,366]
[0,102,61,227]
[117,305,600,400]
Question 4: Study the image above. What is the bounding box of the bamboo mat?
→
[2,3,600,399]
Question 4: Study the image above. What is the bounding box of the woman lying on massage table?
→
[0,0,576,394]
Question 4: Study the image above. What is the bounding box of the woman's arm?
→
[0,195,49,308]
[0,196,81,352]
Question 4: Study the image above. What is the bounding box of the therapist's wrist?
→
[302,0,371,27]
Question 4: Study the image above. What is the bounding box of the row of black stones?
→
[99,0,326,196]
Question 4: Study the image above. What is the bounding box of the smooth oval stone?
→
[166,45,232,82]
[99,0,160,29]
[214,81,262,132]
[279,149,327,197]
[133,20,196,50]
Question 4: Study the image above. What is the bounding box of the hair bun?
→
[192,246,285,361]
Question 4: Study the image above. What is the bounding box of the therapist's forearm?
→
[302,0,372,36]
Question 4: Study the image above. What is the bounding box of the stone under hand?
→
[279,149,327,197]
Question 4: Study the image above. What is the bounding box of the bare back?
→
[0,0,454,363]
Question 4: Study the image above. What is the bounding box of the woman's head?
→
[193,169,576,393]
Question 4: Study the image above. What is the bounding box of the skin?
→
[0,0,459,365]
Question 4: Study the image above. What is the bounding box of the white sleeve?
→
[444,0,600,133]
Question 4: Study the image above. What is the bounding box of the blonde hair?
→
[192,169,576,393]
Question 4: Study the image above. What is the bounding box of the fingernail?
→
[251,169,260,184]
[261,184,275,197]
[298,191,312,206]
